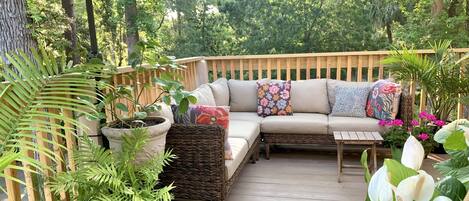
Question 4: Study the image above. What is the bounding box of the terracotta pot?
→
[101,116,171,163]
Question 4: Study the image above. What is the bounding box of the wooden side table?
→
[333,131,383,183]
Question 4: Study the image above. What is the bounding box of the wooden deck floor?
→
[227,146,443,201]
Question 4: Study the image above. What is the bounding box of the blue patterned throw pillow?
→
[331,85,372,117]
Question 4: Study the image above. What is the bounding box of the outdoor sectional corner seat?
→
[161,78,412,201]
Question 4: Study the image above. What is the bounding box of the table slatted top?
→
[333,131,383,145]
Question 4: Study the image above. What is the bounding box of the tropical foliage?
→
[0,49,109,187]
[49,128,175,201]
[383,40,469,121]
[362,119,469,201]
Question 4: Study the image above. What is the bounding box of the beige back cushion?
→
[327,79,372,112]
[209,78,230,106]
[228,79,258,112]
[192,84,216,106]
[291,79,329,114]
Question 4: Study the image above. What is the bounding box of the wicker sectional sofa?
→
[162,78,412,201]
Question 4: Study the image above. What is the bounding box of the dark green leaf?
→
[115,103,129,112]
[436,177,467,201]
[384,159,418,186]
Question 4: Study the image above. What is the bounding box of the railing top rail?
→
[116,56,204,73]
[204,48,469,60]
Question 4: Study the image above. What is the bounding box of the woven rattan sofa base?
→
[263,133,335,159]
[161,124,260,201]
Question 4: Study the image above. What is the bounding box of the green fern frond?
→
[0,48,109,184]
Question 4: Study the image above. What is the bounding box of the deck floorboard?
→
[227,146,443,201]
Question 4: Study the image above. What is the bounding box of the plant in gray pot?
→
[100,41,196,162]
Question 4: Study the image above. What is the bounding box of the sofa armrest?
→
[398,85,414,126]
[161,124,226,201]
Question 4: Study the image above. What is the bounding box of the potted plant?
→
[100,41,196,162]
[383,40,469,122]
[49,129,175,200]
[380,111,444,159]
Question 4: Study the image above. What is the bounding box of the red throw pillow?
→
[257,80,293,117]
[172,105,233,160]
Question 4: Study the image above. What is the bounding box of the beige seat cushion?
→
[261,113,328,134]
[209,78,230,106]
[327,79,372,111]
[228,80,258,112]
[225,138,249,179]
[229,120,260,148]
[191,84,216,106]
[328,115,385,134]
[291,79,330,114]
[230,112,263,123]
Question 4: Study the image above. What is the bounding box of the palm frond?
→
[0,48,109,184]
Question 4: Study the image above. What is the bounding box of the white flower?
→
[395,170,435,201]
[368,166,393,201]
[401,135,425,170]
[432,196,452,201]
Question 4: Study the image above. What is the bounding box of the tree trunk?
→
[125,0,139,58]
[85,0,99,58]
[431,0,444,17]
[385,23,393,44]
[0,0,37,64]
[61,0,79,64]
[448,0,460,17]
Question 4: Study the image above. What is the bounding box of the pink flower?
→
[411,120,419,126]
[260,98,269,107]
[392,119,404,126]
[378,119,387,126]
[418,133,430,141]
[418,111,429,119]
[427,114,437,121]
[434,120,445,127]
[269,85,280,94]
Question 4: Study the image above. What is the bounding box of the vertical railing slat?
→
[276,59,281,80]
[336,56,342,80]
[316,57,321,79]
[221,60,227,78]
[326,57,331,79]
[239,60,244,80]
[4,167,21,201]
[357,56,363,82]
[306,57,311,80]
[37,115,54,201]
[248,59,253,80]
[346,56,352,81]
[286,58,291,80]
[368,56,374,82]
[296,58,301,80]
[212,61,218,81]
[258,59,263,79]
[267,59,272,79]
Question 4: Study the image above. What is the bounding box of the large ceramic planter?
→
[101,116,171,163]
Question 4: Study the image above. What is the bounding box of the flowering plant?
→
[380,111,444,155]
[362,119,469,201]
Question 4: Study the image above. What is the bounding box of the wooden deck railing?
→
[204,49,469,118]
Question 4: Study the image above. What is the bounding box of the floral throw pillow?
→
[172,105,233,160]
[256,80,293,117]
[366,80,402,120]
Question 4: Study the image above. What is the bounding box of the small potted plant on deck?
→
[100,41,196,162]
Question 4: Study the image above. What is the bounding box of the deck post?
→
[195,58,209,86]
